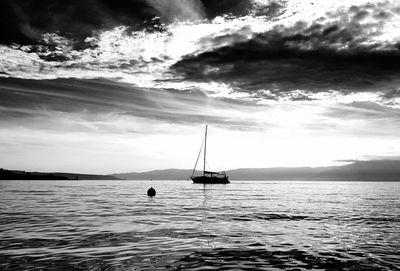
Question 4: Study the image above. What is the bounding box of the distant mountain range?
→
[2,160,400,181]
[0,168,120,180]
[113,160,400,181]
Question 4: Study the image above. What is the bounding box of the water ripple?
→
[0,180,399,270]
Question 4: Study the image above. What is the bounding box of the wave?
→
[231,212,309,221]
[174,247,398,270]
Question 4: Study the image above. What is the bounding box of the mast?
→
[203,125,207,175]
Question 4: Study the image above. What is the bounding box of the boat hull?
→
[191,176,230,184]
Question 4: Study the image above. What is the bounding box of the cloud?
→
[0,77,264,131]
[2,0,400,109]
[0,0,161,47]
[146,0,205,23]
[0,0,261,47]
[201,0,257,18]
[326,101,400,119]
[172,2,400,101]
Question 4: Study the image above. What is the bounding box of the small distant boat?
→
[190,125,230,184]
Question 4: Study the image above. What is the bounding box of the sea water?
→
[0,180,399,270]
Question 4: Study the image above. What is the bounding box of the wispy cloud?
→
[0,77,265,131]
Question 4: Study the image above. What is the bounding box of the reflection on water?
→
[0,180,399,270]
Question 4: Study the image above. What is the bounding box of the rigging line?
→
[191,136,205,178]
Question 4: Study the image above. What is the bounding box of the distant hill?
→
[0,168,120,180]
[113,169,198,180]
[2,160,399,181]
[227,160,400,181]
[113,160,400,181]
[47,172,120,180]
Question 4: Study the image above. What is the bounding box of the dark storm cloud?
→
[172,2,400,99]
[0,0,257,47]
[0,77,259,130]
[201,0,274,18]
[0,0,158,46]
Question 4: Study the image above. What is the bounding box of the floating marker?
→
[147,187,156,197]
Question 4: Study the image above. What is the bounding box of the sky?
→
[1,0,400,174]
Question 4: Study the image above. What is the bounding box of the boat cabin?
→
[203,170,227,178]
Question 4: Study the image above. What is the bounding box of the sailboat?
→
[190,125,230,184]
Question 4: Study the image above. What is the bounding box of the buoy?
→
[147,187,156,197]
